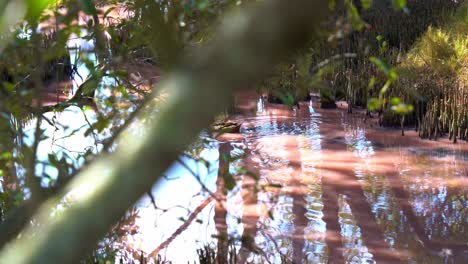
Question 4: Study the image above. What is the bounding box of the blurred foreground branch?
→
[0,0,328,263]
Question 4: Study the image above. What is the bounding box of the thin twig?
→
[146,191,190,214]
[176,157,224,202]
[148,196,215,258]
[81,107,100,152]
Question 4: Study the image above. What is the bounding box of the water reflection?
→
[16,42,466,260]
[123,96,468,263]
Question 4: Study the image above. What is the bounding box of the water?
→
[21,32,467,262]
[129,93,467,263]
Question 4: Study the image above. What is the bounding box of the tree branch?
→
[148,196,215,258]
[0,1,328,263]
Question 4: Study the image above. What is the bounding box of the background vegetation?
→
[0,0,465,263]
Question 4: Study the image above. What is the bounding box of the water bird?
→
[211,121,242,134]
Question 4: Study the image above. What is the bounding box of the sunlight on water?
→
[28,36,467,263]
[128,97,467,263]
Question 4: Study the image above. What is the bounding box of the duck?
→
[211,121,242,134]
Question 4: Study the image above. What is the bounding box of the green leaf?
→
[392,0,407,10]
[81,80,98,96]
[268,209,275,220]
[369,57,390,76]
[94,116,110,133]
[367,98,381,111]
[391,103,414,114]
[113,70,128,79]
[345,0,364,30]
[390,97,401,106]
[197,0,210,11]
[82,105,94,112]
[361,0,372,9]
[80,0,97,15]
[223,173,236,192]
[25,0,52,21]
[0,152,12,160]
[368,77,376,89]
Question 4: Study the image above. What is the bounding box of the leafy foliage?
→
[0,0,466,263]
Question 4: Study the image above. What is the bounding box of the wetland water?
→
[27,88,467,263]
[127,93,468,263]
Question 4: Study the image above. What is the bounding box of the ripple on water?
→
[128,98,468,263]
